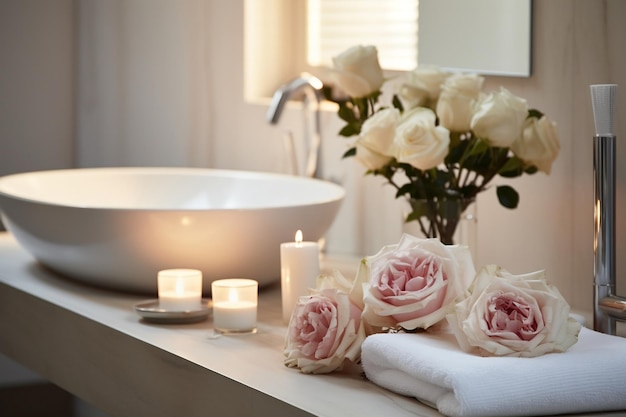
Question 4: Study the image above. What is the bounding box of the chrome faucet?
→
[591,84,626,335]
[267,73,324,178]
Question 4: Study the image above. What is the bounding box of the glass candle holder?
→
[157,269,203,311]
[211,279,258,334]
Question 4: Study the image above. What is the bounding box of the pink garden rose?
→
[361,234,475,331]
[447,264,581,357]
[284,272,366,374]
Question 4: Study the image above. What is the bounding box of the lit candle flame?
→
[176,279,185,295]
[228,288,239,303]
[295,229,303,246]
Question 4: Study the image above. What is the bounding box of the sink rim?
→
[0,166,346,211]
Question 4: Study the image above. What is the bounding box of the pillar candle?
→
[280,230,320,324]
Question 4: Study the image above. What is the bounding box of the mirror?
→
[244,0,534,99]
[418,0,532,77]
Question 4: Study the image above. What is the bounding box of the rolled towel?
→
[361,327,626,417]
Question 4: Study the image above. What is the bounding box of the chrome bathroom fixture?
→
[591,84,626,335]
[266,73,324,178]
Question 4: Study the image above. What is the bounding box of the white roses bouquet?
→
[325,45,560,244]
[284,234,581,374]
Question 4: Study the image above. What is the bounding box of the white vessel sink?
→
[0,167,345,294]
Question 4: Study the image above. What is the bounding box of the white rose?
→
[361,234,476,331]
[399,67,450,110]
[470,87,528,148]
[436,73,484,132]
[331,45,384,98]
[354,108,400,170]
[511,115,560,174]
[394,107,450,170]
[447,264,581,357]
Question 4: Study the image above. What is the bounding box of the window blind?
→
[307,0,419,71]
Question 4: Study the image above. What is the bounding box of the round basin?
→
[0,167,345,294]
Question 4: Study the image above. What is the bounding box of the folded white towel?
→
[361,327,626,417]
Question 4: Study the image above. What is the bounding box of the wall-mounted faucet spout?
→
[591,84,626,335]
[267,73,324,178]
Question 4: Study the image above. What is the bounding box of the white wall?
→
[76,0,211,168]
[0,0,75,176]
[0,0,76,388]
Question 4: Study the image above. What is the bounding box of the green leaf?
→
[342,147,356,158]
[466,137,490,157]
[339,124,359,137]
[524,165,538,174]
[528,108,544,119]
[392,94,404,112]
[405,210,423,223]
[498,156,524,177]
[396,183,416,199]
[337,103,357,123]
[496,185,519,209]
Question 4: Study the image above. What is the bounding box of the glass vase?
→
[403,197,477,249]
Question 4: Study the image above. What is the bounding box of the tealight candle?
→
[280,230,320,324]
[211,278,258,334]
[157,269,203,311]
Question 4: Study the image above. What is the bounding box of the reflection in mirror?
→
[307,0,418,71]
[418,0,532,77]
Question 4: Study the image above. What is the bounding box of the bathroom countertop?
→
[0,232,623,417]
[0,233,440,417]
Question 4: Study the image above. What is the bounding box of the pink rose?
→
[361,234,475,331]
[447,265,581,357]
[284,272,366,374]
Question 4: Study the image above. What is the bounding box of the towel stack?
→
[361,327,626,417]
